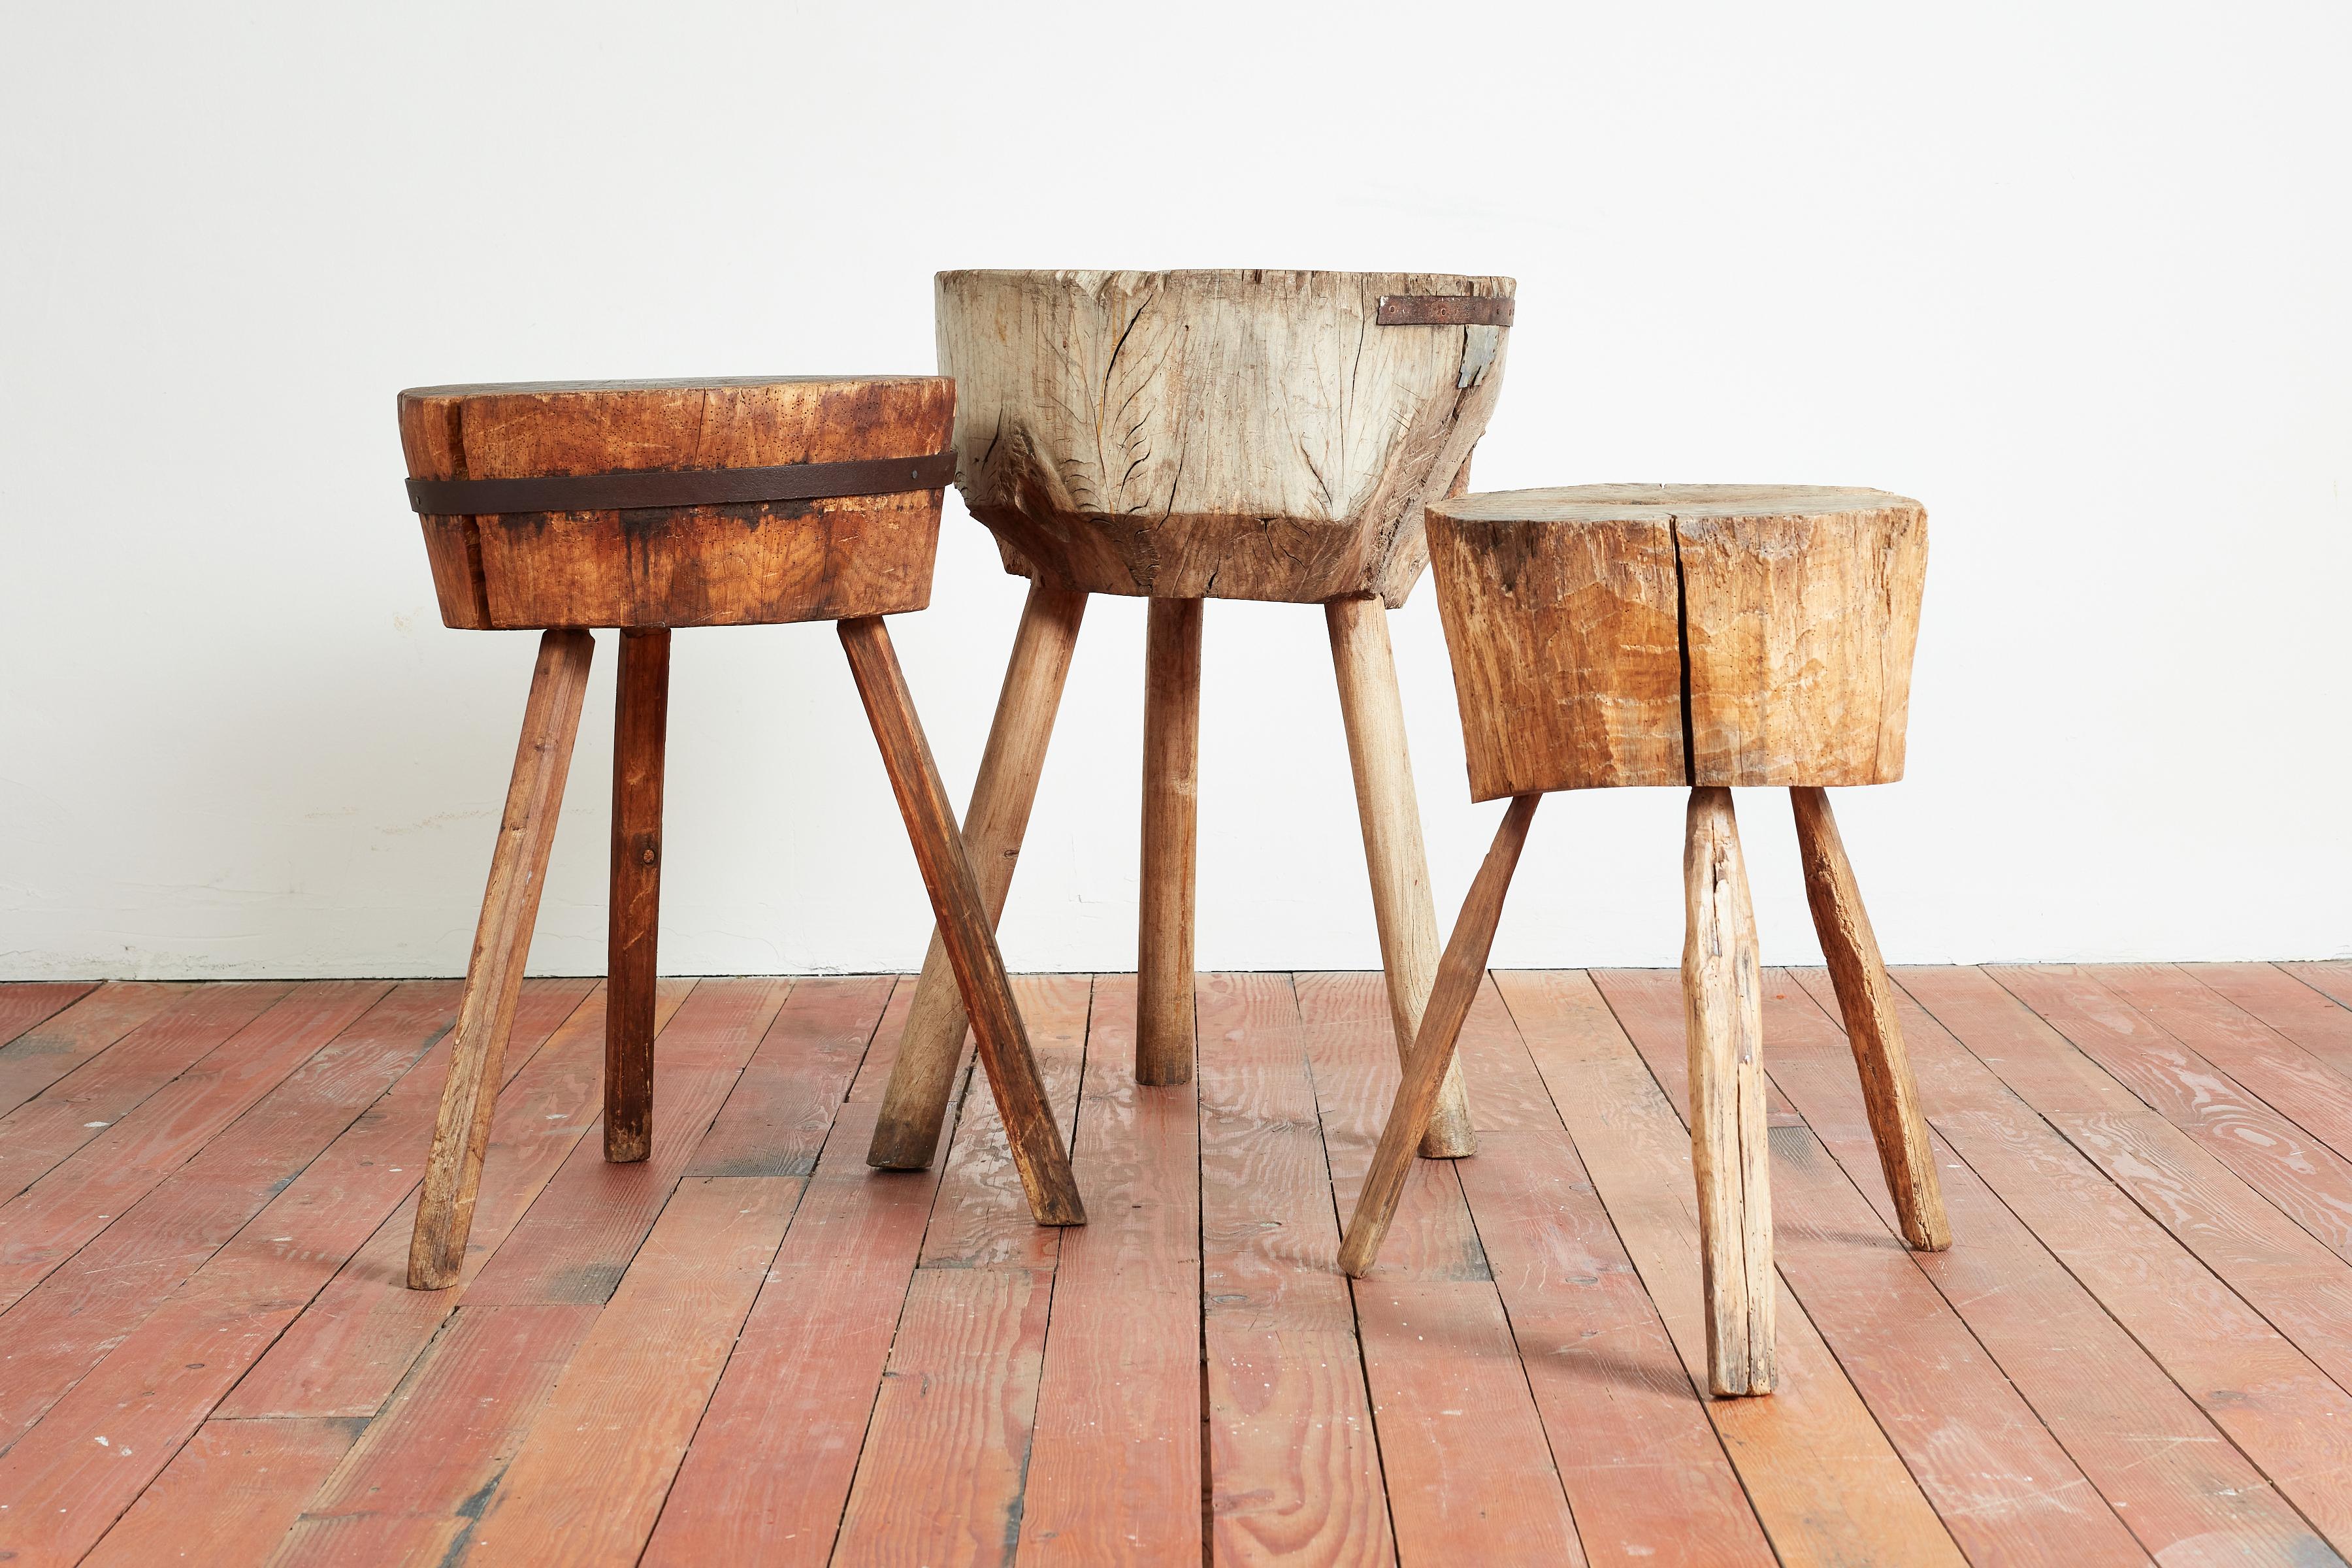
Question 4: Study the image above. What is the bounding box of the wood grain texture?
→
[915,975,1088,1271]
[0,989,589,1568]
[838,615,1083,1226]
[1682,788,1774,1395]
[1993,964,2352,1262]
[459,978,785,1308]
[0,983,92,1046]
[2291,962,2352,1011]
[1789,786,1948,1250]
[1340,794,1536,1276]
[869,581,1086,1170]
[936,269,1512,606]
[1496,970,1967,1566]
[20,972,2352,1565]
[2097,962,2352,1166]
[686,975,887,1181]
[1928,966,2352,1326]
[841,985,1075,1556]
[0,982,288,1203]
[832,1266,1055,1567]
[1437,973,1774,1567]
[1015,975,1202,1565]
[83,1417,364,1568]
[845,977,918,1102]
[1356,1279,1588,1564]
[604,626,668,1163]
[1426,497,1684,797]
[1457,1126,1776,1567]
[1895,964,2352,1551]
[1137,596,1203,1086]
[0,982,386,1314]
[2195,961,2352,1081]
[0,985,97,1097]
[271,1301,600,1565]
[216,981,638,1420]
[0,982,182,1124]
[1196,974,1392,1567]
[409,628,593,1289]
[399,375,953,629]
[1426,485,1925,797]
[0,983,450,1445]
[466,1177,797,1564]
[640,1102,945,1567]
[1326,594,1472,1157]
[1295,973,1488,1283]
[1782,968,2338,1566]
[1605,970,2144,1565]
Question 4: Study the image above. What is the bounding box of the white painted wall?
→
[5,1,2347,980]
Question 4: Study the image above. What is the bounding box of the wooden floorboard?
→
[1499,970,1967,1568]
[0,982,291,1205]
[1596,968,2146,1565]
[1991,965,2352,1264]
[1014,974,1203,1567]
[1299,972,1585,1563]
[3,970,2351,1565]
[0,982,169,1121]
[0,983,463,1447]
[1894,964,2352,1558]
[1780,968,2338,1565]
[832,975,1087,1567]
[1196,973,1390,1567]
[0,985,96,1056]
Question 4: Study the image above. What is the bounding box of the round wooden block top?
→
[397,375,953,481]
[936,269,1514,606]
[1424,483,1928,798]
[1430,483,1918,526]
[398,375,956,632]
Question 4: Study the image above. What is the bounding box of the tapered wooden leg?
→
[1684,787,1774,1396]
[868,584,1086,1169]
[408,629,595,1290]
[1137,597,1202,1086]
[605,628,669,1164]
[1790,786,1950,1251]
[838,616,1084,1226]
[1339,794,1537,1277]
[1326,595,1475,1158]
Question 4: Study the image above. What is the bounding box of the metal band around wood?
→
[404,450,959,515]
[1376,295,1515,327]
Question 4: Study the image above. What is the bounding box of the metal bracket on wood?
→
[1376,295,1515,327]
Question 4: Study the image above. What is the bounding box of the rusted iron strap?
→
[1376,295,1514,327]
[406,450,958,514]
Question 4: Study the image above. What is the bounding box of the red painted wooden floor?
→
[5,964,2352,1565]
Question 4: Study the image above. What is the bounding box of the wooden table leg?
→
[838,616,1084,1226]
[1684,787,1775,1396]
[868,583,1086,1169]
[605,628,669,1164]
[1137,597,1203,1086]
[1326,595,1476,1158]
[409,629,595,1289]
[1339,794,1537,1277]
[1791,786,1950,1251]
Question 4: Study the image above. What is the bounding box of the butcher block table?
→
[863,269,1517,1175]
[1338,483,1950,1398]
[395,374,1082,1290]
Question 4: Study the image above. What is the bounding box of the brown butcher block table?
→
[395,375,1082,1290]
[1338,483,1948,1399]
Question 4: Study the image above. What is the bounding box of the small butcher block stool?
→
[396,375,1083,1290]
[1338,484,1949,1397]
[864,269,1515,1173]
